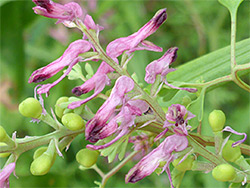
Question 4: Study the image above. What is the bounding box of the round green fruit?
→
[222,140,241,162]
[55,97,69,118]
[212,164,236,182]
[61,113,85,131]
[19,98,42,118]
[208,110,226,132]
[30,153,54,176]
[76,148,99,168]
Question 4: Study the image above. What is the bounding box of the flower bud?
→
[33,147,48,160]
[0,126,7,142]
[30,152,54,176]
[55,97,69,118]
[76,148,99,168]
[19,97,43,118]
[0,142,10,158]
[62,113,85,131]
[208,110,226,132]
[212,164,236,182]
[172,155,194,171]
[222,140,241,162]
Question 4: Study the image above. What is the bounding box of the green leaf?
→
[229,182,242,188]
[218,0,244,16]
[187,88,206,130]
[65,64,84,80]
[172,168,185,188]
[107,147,118,163]
[118,138,128,161]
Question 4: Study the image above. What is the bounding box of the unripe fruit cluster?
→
[76,148,99,168]
[19,97,42,118]
[208,110,226,132]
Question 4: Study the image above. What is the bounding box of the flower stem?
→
[101,151,139,188]
[92,164,105,178]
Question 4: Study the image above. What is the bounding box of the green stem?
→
[92,164,105,178]
[230,11,237,69]
[101,150,139,188]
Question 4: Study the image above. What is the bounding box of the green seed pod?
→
[212,164,236,182]
[76,148,99,168]
[30,152,54,176]
[0,142,10,158]
[208,110,226,132]
[172,155,194,171]
[222,140,241,162]
[55,97,69,118]
[62,113,85,131]
[19,97,43,118]
[0,126,7,142]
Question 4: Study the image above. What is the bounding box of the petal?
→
[222,126,247,147]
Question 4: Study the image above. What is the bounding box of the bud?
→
[222,140,241,162]
[208,110,226,132]
[76,148,99,168]
[61,113,85,131]
[172,155,194,172]
[0,142,10,158]
[0,126,7,142]
[19,97,43,118]
[212,164,236,182]
[33,147,48,160]
[30,152,54,176]
[55,97,69,118]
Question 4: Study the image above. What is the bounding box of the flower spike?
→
[106,8,167,58]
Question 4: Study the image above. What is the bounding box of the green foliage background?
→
[0,0,249,187]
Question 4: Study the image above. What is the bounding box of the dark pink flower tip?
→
[0,163,16,188]
[106,9,167,58]
[28,39,91,83]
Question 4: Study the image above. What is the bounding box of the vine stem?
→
[230,11,237,69]
[101,150,139,188]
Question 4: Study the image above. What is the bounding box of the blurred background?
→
[0,0,249,187]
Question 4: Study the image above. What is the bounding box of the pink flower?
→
[85,76,134,143]
[87,99,149,149]
[28,39,91,94]
[32,0,82,24]
[68,62,113,109]
[145,48,197,92]
[106,9,167,58]
[0,163,15,188]
[164,104,195,136]
[222,126,247,147]
[125,134,188,188]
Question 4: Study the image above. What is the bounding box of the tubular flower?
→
[145,47,197,92]
[125,134,188,188]
[164,104,195,136]
[69,61,113,109]
[28,40,91,94]
[0,163,16,188]
[32,0,82,25]
[87,99,149,150]
[106,8,167,58]
[85,76,134,143]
